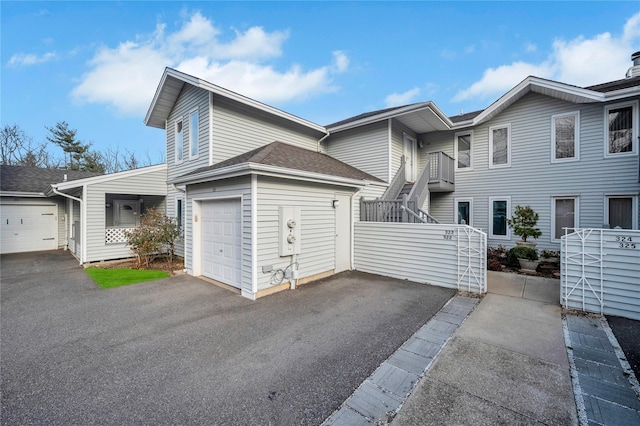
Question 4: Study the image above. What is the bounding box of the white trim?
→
[175,118,184,164]
[209,92,214,166]
[81,184,88,264]
[489,124,511,169]
[454,197,473,226]
[604,194,638,230]
[387,119,393,183]
[552,196,579,242]
[604,100,638,158]
[54,164,167,190]
[251,174,258,294]
[489,196,511,240]
[170,162,369,188]
[188,107,199,160]
[551,111,580,163]
[454,130,473,171]
[146,68,326,133]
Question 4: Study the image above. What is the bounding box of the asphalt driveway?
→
[1,251,454,425]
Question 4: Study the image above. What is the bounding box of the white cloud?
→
[71,12,348,116]
[385,87,421,107]
[524,43,537,53]
[453,12,640,103]
[8,51,57,67]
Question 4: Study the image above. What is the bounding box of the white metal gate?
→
[561,228,640,320]
[457,226,487,293]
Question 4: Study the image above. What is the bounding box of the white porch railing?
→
[561,228,640,320]
[105,227,135,244]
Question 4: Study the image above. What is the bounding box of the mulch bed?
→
[89,256,184,275]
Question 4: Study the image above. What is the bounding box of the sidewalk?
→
[393,272,578,425]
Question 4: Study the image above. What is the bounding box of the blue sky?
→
[2,1,639,165]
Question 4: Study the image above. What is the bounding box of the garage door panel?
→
[1,205,58,254]
[201,199,242,288]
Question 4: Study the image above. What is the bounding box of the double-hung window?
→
[552,197,578,241]
[175,120,183,163]
[605,101,637,156]
[455,132,473,169]
[189,109,199,159]
[489,124,511,168]
[489,197,510,239]
[606,195,637,229]
[552,112,579,162]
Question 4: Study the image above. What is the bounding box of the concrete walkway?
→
[392,272,578,425]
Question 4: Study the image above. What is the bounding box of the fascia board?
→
[328,103,453,133]
[0,191,46,198]
[472,77,604,125]
[144,68,175,128]
[603,86,640,101]
[147,68,326,134]
[170,163,366,188]
[54,164,167,190]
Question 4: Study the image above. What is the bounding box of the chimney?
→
[626,51,640,78]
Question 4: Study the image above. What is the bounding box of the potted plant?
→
[507,205,542,249]
[510,246,540,274]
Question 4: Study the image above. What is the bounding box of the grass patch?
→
[86,268,170,289]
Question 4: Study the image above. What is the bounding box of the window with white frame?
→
[175,120,183,163]
[454,198,473,226]
[489,124,511,168]
[552,197,578,240]
[605,101,637,156]
[552,112,579,162]
[489,197,510,239]
[189,109,199,159]
[605,195,637,229]
[455,132,472,169]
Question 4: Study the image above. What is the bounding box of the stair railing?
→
[407,156,432,211]
[380,156,406,200]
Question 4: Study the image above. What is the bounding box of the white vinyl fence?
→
[561,228,640,320]
[354,222,487,293]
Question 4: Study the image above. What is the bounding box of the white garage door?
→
[1,204,58,254]
[201,199,242,288]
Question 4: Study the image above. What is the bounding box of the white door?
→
[1,204,58,254]
[201,199,242,288]
[403,134,417,182]
[335,194,351,273]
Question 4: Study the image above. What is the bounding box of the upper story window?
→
[175,120,183,163]
[455,131,472,169]
[189,109,199,159]
[605,101,637,157]
[552,112,579,162]
[489,124,511,168]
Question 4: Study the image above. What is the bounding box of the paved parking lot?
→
[1,251,454,425]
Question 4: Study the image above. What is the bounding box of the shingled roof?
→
[585,75,640,93]
[175,141,383,183]
[0,165,101,193]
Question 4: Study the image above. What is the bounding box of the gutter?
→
[50,184,84,265]
[316,131,331,152]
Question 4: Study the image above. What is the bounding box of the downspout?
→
[50,184,84,265]
[316,131,330,153]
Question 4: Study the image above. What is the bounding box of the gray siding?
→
[354,222,486,293]
[256,177,356,291]
[422,92,640,250]
[84,166,168,263]
[185,177,252,294]
[167,85,211,183]
[211,97,320,164]
[326,121,389,182]
[391,119,417,179]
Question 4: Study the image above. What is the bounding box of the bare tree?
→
[1,124,61,168]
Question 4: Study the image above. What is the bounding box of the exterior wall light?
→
[332,199,340,208]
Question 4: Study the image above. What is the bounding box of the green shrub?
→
[509,246,539,261]
[125,207,181,268]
